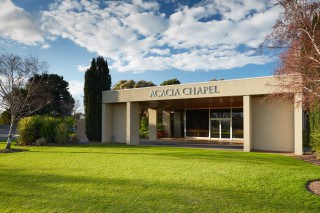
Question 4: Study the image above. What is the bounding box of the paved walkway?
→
[0,124,17,140]
[140,138,243,150]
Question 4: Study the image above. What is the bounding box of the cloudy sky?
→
[0,0,281,111]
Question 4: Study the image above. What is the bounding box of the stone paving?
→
[140,138,243,150]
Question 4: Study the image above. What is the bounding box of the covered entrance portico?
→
[102,76,304,155]
[142,96,244,142]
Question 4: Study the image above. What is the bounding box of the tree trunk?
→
[5,117,15,150]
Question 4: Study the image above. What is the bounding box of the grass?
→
[1,142,320,212]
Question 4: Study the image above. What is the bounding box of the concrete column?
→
[102,104,112,143]
[148,108,157,141]
[243,96,252,152]
[174,112,182,137]
[162,110,171,138]
[294,93,303,155]
[126,102,140,145]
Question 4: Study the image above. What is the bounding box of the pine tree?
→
[84,57,111,141]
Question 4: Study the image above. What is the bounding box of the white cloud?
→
[68,80,84,112]
[1,0,281,73]
[77,64,89,72]
[0,0,44,45]
[125,12,168,36]
[41,43,51,49]
[69,80,83,97]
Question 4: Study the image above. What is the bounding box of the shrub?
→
[69,133,78,143]
[35,138,47,146]
[17,116,42,145]
[309,102,320,158]
[139,117,149,138]
[55,123,70,144]
[17,115,76,145]
[63,116,76,130]
[40,116,59,144]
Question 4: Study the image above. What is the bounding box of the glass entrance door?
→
[210,120,220,138]
[210,119,231,139]
[221,120,231,139]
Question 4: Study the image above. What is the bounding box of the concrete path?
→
[140,139,243,150]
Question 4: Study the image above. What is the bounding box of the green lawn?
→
[1,142,320,212]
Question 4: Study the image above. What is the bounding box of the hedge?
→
[309,102,320,158]
[17,116,76,145]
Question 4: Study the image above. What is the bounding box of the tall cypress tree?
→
[84,57,111,141]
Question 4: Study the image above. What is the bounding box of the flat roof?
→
[102,76,289,104]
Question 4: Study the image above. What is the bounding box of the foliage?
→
[160,78,181,86]
[17,115,76,145]
[69,133,78,143]
[0,110,11,124]
[28,74,75,117]
[35,138,47,146]
[303,129,310,148]
[157,122,164,131]
[139,117,149,138]
[55,123,70,144]
[112,80,135,90]
[262,0,320,108]
[309,102,320,158]
[84,57,111,142]
[1,143,320,212]
[0,53,49,149]
[17,116,42,145]
[113,79,156,90]
[134,80,156,88]
[40,116,59,144]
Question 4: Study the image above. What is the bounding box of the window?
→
[232,108,243,138]
[186,109,209,137]
[210,109,231,118]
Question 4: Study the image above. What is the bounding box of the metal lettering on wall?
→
[150,86,219,98]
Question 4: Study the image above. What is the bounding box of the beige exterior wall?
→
[102,104,112,143]
[148,108,157,141]
[101,76,303,154]
[126,102,140,145]
[112,103,126,143]
[294,93,303,155]
[251,96,294,152]
[76,119,89,143]
[243,96,252,152]
[103,76,287,104]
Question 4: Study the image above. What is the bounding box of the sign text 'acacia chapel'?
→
[150,85,219,98]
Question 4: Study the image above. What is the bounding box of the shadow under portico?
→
[139,96,243,110]
[140,96,244,146]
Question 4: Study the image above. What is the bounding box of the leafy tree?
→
[113,79,156,90]
[135,80,156,88]
[262,0,320,108]
[28,74,75,117]
[160,78,181,86]
[0,110,11,124]
[0,53,49,149]
[112,80,136,90]
[84,57,111,141]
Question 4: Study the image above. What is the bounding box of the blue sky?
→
[0,0,281,111]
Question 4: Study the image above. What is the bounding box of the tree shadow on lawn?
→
[27,144,311,168]
[6,142,316,168]
[0,166,319,212]
[3,141,316,173]
[0,148,28,154]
